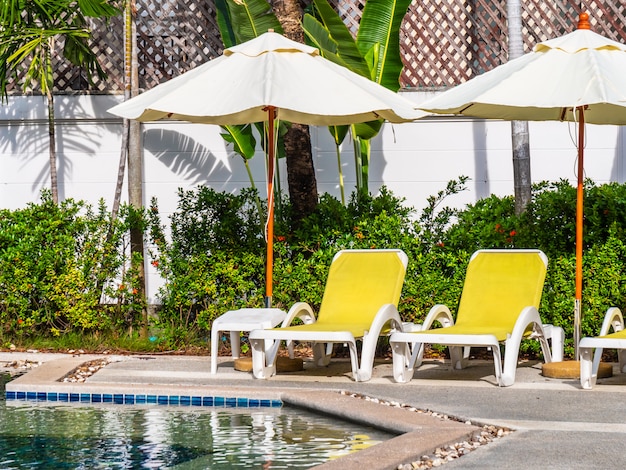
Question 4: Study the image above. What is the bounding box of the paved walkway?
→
[3,352,626,469]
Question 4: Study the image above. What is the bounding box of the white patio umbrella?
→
[109,31,425,308]
[418,13,626,357]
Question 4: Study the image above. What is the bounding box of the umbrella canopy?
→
[418,13,626,356]
[108,31,423,126]
[109,31,424,307]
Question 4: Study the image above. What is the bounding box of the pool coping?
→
[3,353,481,469]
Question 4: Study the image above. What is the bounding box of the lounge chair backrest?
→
[316,249,407,326]
[455,249,547,331]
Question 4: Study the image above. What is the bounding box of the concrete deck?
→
[3,352,626,469]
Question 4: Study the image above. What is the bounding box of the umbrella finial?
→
[577,12,591,30]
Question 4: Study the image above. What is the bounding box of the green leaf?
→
[352,120,383,140]
[221,124,257,160]
[76,0,119,18]
[328,125,349,146]
[306,0,369,78]
[215,0,237,48]
[356,0,412,90]
[224,0,283,43]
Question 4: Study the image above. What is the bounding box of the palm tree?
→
[0,0,119,204]
[507,0,532,214]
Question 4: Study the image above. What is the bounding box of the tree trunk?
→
[46,89,58,204]
[45,42,58,204]
[273,0,318,225]
[507,0,532,215]
[128,2,148,339]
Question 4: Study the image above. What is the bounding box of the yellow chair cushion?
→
[451,250,546,340]
[293,250,406,335]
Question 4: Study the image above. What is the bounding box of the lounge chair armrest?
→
[420,304,455,331]
[499,305,552,386]
[356,303,403,382]
[599,307,624,336]
[367,303,404,336]
[282,302,317,327]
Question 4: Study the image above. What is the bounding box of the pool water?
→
[0,399,393,469]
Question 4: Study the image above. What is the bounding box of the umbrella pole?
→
[574,106,585,359]
[265,106,276,308]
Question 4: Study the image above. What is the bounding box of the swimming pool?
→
[0,399,393,469]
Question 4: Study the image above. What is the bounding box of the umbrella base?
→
[234,356,304,373]
[541,360,613,379]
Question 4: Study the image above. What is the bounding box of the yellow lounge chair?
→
[580,307,626,389]
[249,249,407,382]
[390,249,560,387]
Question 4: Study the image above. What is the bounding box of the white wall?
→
[1,93,624,300]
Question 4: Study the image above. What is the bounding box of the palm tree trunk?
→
[44,43,59,204]
[273,0,318,226]
[128,1,148,339]
[507,0,531,215]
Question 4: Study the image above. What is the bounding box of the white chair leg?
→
[580,346,597,390]
[391,340,413,383]
[210,328,220,374]
[492,345,506,386]
[619,349,626,373]
[354,333,378,382]
[250,337,276,379]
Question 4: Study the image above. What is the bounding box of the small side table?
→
[210,308,286,374]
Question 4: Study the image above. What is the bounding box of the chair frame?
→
[580,307,626,389]
[390,249,560,387]
[249,249,407,382]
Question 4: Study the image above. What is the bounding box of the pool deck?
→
[4,351,626,469]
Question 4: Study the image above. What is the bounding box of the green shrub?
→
[0,191,142,342]
[6,178,626,359]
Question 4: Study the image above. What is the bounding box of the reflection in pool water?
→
[0,399,392,469]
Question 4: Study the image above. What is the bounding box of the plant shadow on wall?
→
[0,97,106,201]
[143,128,241,187]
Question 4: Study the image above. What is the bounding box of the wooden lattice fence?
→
[6,0,626,94]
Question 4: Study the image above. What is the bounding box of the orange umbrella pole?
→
[574,106,585,358]
[265,106,276,308]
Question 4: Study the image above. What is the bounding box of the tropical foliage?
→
[0,0,120,203]
[2,180,626,356]
[303,0,412,196]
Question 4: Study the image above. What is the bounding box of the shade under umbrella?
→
[109,31,425,307]
[418,13,626,356]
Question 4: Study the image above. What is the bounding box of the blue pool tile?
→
[16,391,26,400]
[113,394,124,404]
[157,395,169,405]
[191,396,202,406]
[214,397,225,407]
[5,391,16,400]
[91,394,102,403]
[36,392,46,401]
[102,394,112,403]
[58,393,68,402]
[135,395,146,404]
[147,395,157,404]
[225,397,237,407]
[237,398,248,407]
[80,394,90,403]
[69,393,79,402]
[169,396,180,405]
[271,400,282,408]
[202,397,213,406]
[248,399,260,407]
[47,393,58,402]
[180,396,191,406]
[124,394,135,405]
[26,392,36,401]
